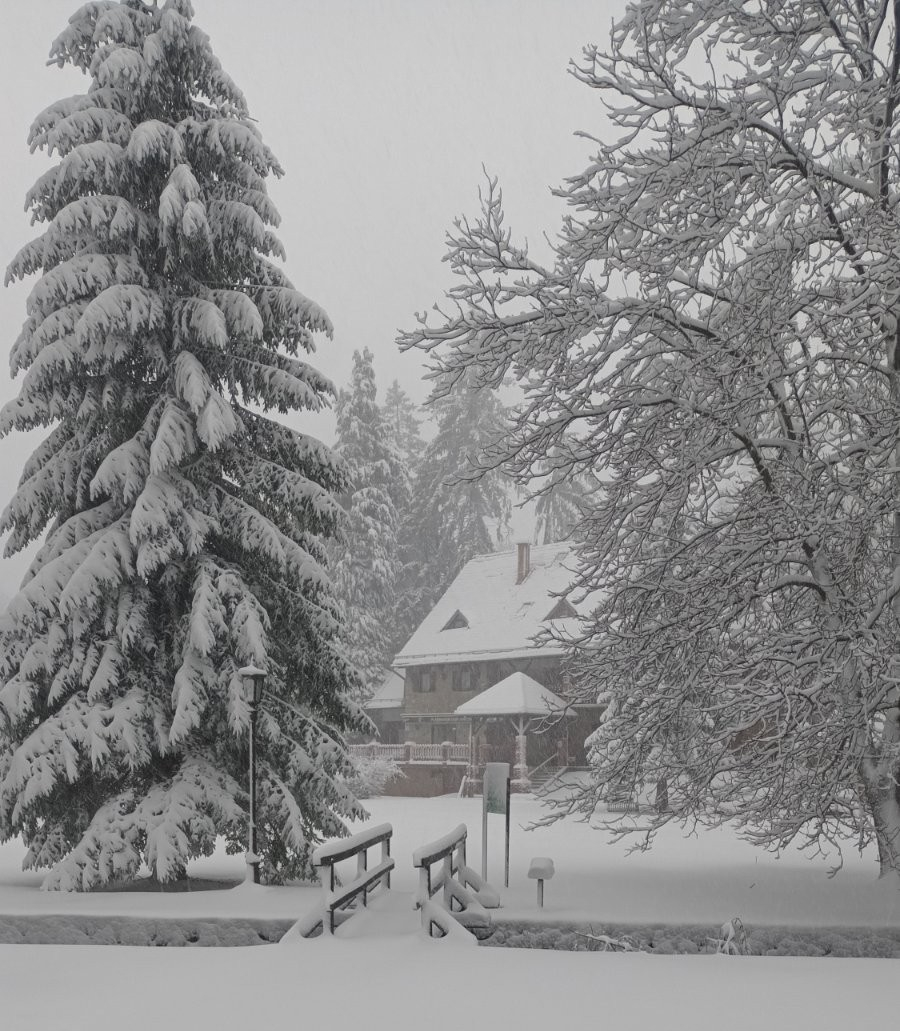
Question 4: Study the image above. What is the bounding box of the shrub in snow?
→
[0,0,367,890]
[484,920,900,957]
[713,917,750,956]
[577,928,640,953]
[0,914,291,946]
[343,755,403,799]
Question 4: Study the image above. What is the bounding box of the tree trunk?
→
[874,795,900,880]
[860,760,900,880]
[655,777,669,814]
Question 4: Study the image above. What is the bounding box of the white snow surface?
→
[1,793,899,1030]
[393,543,587,666]
[454,671,572,717]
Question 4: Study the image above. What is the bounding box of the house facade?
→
[360,542,601,795]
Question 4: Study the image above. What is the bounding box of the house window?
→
[416,667,434,693]
[453,665,473,692]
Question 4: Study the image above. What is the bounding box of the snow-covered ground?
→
[1,792,899,1030]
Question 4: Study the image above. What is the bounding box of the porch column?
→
[466,719,476,780]
[513,715,530,790]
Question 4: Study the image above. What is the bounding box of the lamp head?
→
[238,665,267,706]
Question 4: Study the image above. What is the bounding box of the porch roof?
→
[454,671,574,718]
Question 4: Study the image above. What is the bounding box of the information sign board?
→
[482,762,510,887]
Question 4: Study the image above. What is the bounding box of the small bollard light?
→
[528,856,555,908]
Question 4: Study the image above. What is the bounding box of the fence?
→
[350,742,471,765]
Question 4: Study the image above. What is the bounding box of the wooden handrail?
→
[307,823,395,934]
[412,824,500,939]
[412,823,468,870]
[324,858,395,921]
[313,823,392,869]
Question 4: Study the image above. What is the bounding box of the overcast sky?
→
[0,0,625,591]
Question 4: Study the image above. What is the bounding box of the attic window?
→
[442,610,469,631]
[545,598,577,621]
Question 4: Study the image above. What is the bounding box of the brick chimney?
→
[516,542,531,584]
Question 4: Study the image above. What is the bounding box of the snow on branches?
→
[0,0,364,888]
[403,1,900,878]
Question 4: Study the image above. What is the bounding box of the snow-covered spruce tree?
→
[408,381,511,613]
[0,0,365,889]
[383,380,424,471]
[402,2,900,879]
[382,380,425,648]
[331,349,404,697]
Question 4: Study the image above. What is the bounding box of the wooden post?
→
[482,794,488,881]
[442,854,453,910]
[505,776,511,888]
[358,846,368,905]
[514,715,530,787]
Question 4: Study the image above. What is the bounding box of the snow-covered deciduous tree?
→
[0,0,365,889]
[331,349,404,697]
[532,447,592,545]
[402,2,900,879]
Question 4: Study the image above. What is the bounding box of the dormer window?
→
[442,610,469,631]
[545,598,577,621]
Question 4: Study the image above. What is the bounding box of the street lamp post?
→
[238,665,267,885]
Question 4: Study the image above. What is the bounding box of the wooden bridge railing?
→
[298,822,394,936]
[412,823,500,939]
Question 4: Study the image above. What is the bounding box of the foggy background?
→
[0,0,623,595]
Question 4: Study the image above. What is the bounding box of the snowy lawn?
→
[1,792,899,1030]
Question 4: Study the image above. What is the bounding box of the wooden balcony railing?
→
[350,742,470,765]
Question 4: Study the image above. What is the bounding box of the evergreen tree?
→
[381,380,425,648]
[332,350,404,697]
[383,380,424,471]
[409,383,510,612]
[0,0,364,889]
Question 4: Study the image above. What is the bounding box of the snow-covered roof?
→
[393,543,586,667]
[454,672,573,717]
[365,669,404,710]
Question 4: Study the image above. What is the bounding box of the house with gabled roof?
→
[358,542,602,795]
